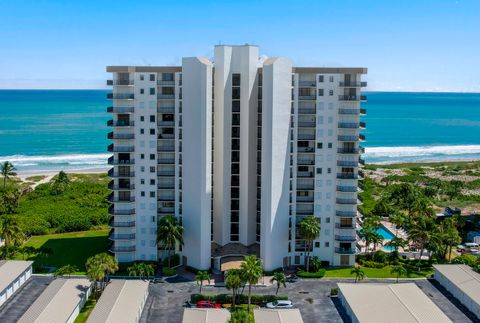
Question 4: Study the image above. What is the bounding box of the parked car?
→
[196,300,221,308]
[266,300,293,309]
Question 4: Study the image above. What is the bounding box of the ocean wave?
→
[0,153,110,171]
[364,145,480,158]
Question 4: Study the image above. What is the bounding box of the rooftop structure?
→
[338,283,451,323]
[253,308,304,323]
[182,308,231,323]
[18,278,91,323]
[434,264,480,319]
[0,260,33,307]
[87,279,149,323]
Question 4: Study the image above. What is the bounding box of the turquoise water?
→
[376,226,396,240]
[0,90,479,172]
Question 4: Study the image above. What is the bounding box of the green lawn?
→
[16,229,109,274]
[74,298,97,323]
[324,266,433,278]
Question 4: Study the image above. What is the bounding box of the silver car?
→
[266,300,293,309]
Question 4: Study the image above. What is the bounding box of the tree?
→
[385,237,407,255]
[351,266,365,283]
[390,265,407,283]
[1,161,17,188]
[195,271,210,294]
[0,214,24,247]
[51,171,70,194]
[408,216,439,261]
[0,245,18,259]
[127,263,154,279]
[359,225,381,254]
[18,246,37,260]
[225,271,242,308]
[86,253,118,296]
[157,215,184,268]
[310,256,322,272]
[270,272,286,296]
[298,216,320,272]
[240,255,263,312]
[54,264,78,278]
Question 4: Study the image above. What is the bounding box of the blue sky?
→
[0,0,478,92]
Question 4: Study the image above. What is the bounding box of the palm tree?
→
[385,237,407,259]
[240,255,263,312]
[359,225,381,254]
[310,256,322,272]
[390,265,407,283]
[408,216,438,260]
[270,272,286,295]
[54,264,78,278]
[156,215,184,268]
[225,271,242,308]
[351,266,365,283]
[143,263,154,279]
[298,216,320,272]
[127,263,143,277]
[1,161,17,188]
[18,246,37,260]
[0,214,24,247]
[87,265,105,298]
[86,253,118,293]
[195,271,210,294]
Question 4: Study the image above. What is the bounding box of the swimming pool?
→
[376,225,396,240]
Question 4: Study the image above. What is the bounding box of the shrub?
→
[330,288,339,296]
[362,261,386,269]
[453,254,479,267]
[297,269,326,278]
[263,267,284,276]
[162,267,176,276]
[373,250,387,263]
[162,254,180,267]
[230,309,253,323]
[190,293,288,305]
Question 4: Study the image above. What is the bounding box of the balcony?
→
[337,160,359,167]
[109,219,136,227]
[158,134,175,140]
[360,108,366,115]
[107,120,135,127]
[158,183,175,189]
[336,198,358,205]
[338,122,359,129]
[108,169,135,178]
[298,108,316,115]
[297,95,316,101]
[107,80,134,86]
[336,185,357,192]
[109,233,136,240]
[297,134,315,140]
[359,122,366,129]
[108,157,135,165]
[157,80,175,86]
[299,81,316,87]
[107,93,134,100]
[296,184,315,190]
[108,206,135,215]
[157,106,175,114]
[339,81,367,87]
[338,95,367,101]
[337,147,364,154]
[359,133,366,141]
[107,132,135,140]
[158,159,175,164]
[108,182,135,190]
[297,159,315,165]
[157,145,175,152]
[296,196,314,203]
[358,170,365,178]
[158,196,175,202]
[335,223,355,229]
[339,108,360,115]
[157,171,175,177]
[158,120,175,127]
[298,121,316,128]
[335,247,356,254]
[296,210,314,215]
[359,158,365,165]
[107,106,134,113]
[107,144,134,152]
[108,195,135,203]
[297,171,314,178]
[158,94,175,100]
[109,245,136,253]
[337,173,358,179]
[336,210,357,217]
[335,235,357,242]
[297,147,315,153]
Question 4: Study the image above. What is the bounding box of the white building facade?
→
[107,45,366,270]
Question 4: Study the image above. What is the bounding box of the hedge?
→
[162,254,180,267]
[190,293,288,305]
[297,269,326,278]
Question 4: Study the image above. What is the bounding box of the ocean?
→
[0,90,479,173]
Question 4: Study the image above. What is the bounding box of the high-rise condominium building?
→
[106,44,366,271]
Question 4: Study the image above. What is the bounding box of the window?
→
[149,74,155,81]
[232,74,241,86]
[318,75,324,82]
[150,166,155,173]
[140,75,145,81]
[140,129,144,134]
[326,217,330,223]
[140,116,145,122]
[318,89,324,96]
[140,179,145,185]
[329,76,334,82]
[315,242,320,248]
[150,115,155,122]
[150,154,155,160]
[325,242,330,247]
[141,191,145,197]
[329,90,333,96]
[328,142,332,148]
[140,154,145,159]
[327,168,332,174]
[150,179,155,185]
[316,168,322,174]
[140,89,144,94]
[162,73,174,81]
[150,128,155,135]
[317,142,323,149]
[149,191,155,197]
[163,87,174,95]
[141,166,145,172]
[150,88,155,95]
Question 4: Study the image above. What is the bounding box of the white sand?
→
[13,167,109,188]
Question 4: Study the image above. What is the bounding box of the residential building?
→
[106,44,366,270]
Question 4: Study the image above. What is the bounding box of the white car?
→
[266,300,293,309]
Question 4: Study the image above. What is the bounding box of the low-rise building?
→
[254,309,303,323]
[0,260,33,307]
[87,279,149,323]
[182,308,231,323]
[18,278,91,323]
[338,283,451,323]
[434,264,480,319]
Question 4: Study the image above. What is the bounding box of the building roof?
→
[0,260,33,292]
[253,309,304,323]
[182,308,231,323]
[87,279,149,323]
[18,278,91,323]
[338,283,451,323]
[434,264,480,305]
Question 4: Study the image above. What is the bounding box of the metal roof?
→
[0,260,33,293]
[87,279,149,323]
[434,264,480,305]
[18,278,91,323]
[254,309,304,323]
[182,308,231,323]
[338,283,452,323]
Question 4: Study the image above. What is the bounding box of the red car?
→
[196,300,221,308]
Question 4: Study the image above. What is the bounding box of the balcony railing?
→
[339,81,367,87]
[107,106,134,113]
[298,81,316,87]
[336,198,358,205]
[335,247,356,254]
[297,171,314,178]
[158,159,175,164]
[158,134,175,140]
[298,108,316,115]
[107,120,135,127]
[107,93,134,100]
[109,245,136,253]
[107,80,134,86]
[360,108,366,115]
[107,144,134,152]
[335,223,355,229]
[109,219,136,227]
[297,95,316,100]
[296,185,315,190]
[157,146,175,152]
[336,210,357,217]
[337,160,359,167]
[298,121,316,128]
[337,173,358,179]
[336,185,357,192]
[108,169,135,178]
[157,171,175,177]
[335,235,357,242]
[108,132,135,140]
[157,106,175,114]
[297,159,315,165]
[108,206,135,215]
[338,147,365,154]
[158,120,175,126]
[109,233,136,240]
[339,108,360,115]
[158,184,175,189]
[298,147,315,153]
[107,157,135,165]
[158,196,175,201]
[108,195,135,203]
[296,210,314,215]
[338,122,359,129]
[157,80,175,86]
[158,94,175,100]
[296,196,314,202]
[297,134,315,140]
[359,122,366,129]
[359,133,366,141]
[338,95,367,101]
[359,158,365,165]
